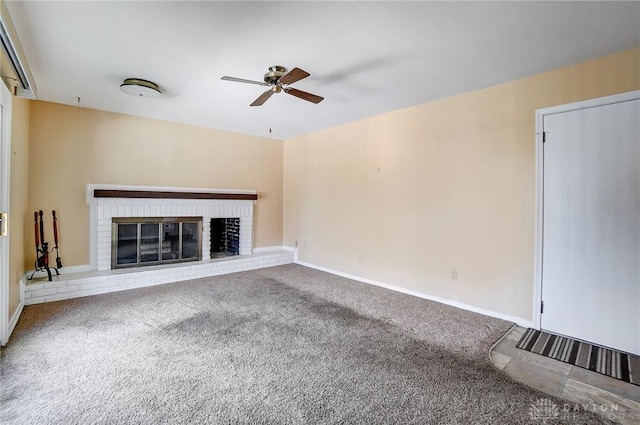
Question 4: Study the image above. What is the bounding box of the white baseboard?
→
[9,299,24,336]
[6,276,26,344]
[252,246,288,254]
[287,247,533,328]
[281,246,299,262]
[254,246,301,264]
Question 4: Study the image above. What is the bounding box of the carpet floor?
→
[1,264,610,424]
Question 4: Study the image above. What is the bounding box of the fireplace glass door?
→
[112,217,202,269]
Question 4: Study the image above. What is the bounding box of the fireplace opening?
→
[112,217,202,269]
[210,218,240,259]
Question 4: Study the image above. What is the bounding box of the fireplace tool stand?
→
[29,210,63,282]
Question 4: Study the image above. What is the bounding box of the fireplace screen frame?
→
[111,216,202,269]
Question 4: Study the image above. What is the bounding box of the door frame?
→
[0,81,12,345]
[533,90,640,331]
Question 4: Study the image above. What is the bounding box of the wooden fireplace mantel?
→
[93,189,258,201]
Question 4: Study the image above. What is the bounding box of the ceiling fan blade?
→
[250,89,275,106]
[279,67,310,85]
[221,76,267,86]
[284,87,324,104]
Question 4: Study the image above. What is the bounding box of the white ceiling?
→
[5,1,640,140]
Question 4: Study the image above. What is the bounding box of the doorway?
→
[535,91,640,355]
[0,81,12,345]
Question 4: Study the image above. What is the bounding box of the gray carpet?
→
[1,264,609,424]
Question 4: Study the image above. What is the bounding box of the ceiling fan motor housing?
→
[264,65,287,85]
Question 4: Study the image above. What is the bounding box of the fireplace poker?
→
[28,210,60,281]
[52,210,63,269]
[33,211,40,262]
[38,210,45,250]
[38,210,52,280]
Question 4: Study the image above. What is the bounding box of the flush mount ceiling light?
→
[119,78,161,98]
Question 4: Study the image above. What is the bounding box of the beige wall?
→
[27,102,283,267]
[9,97,29,318]
[283,48,640,322]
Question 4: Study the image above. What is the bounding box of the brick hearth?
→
[22,185,294,305]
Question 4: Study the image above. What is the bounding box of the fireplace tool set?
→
[29,210,63,281]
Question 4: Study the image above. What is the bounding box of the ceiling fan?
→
[221,65,324,106]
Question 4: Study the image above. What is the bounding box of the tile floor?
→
[490,326,640,425]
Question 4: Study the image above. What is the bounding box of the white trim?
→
[254,246,299,262]
[0,81,12,346]
[282,245,299,263]
[253,246,287,253]
[533,90,640,331]
[288,248,533,328]
[8,300,23,339]
[88,199,97,270]
[533,110,545,331]
[536,90,640,118]
[7,276,26,342]
[0,1,37,99]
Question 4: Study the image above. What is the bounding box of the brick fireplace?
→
[87,185,255,270]
[23,185,293,305]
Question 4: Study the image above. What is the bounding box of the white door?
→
[541,98,640,355]
[0,83,10,346]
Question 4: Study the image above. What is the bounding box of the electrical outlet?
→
[451,269,458,280]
